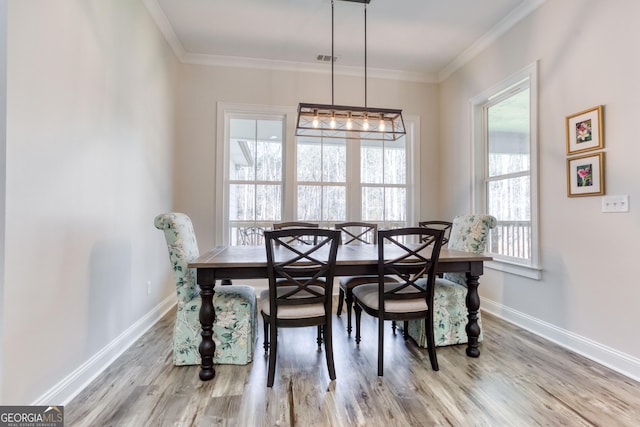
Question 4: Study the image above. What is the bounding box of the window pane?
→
[487,176,531,260]
[323,186,346,221]
[361,141,383,184]
[487,88,530,177]
[256,185,281,221]
[297,139,321,181]
[256,140,282,182]
[229,184,255,221]
[229,138,256,180]
[322,141,346,183]
[362,187,384,221]
[384,139,406,184]
[385,187,406,221]
[297,185,321,221]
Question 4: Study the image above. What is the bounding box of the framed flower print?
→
[567,152,604,197]
[566,105,603,155]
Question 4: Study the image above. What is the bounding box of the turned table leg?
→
[465,272,481,357]
[198,271,216,381]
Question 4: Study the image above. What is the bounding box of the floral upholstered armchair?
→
[154,213,257,366]
[408,214,497,347]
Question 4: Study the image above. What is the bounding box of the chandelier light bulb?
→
[378,119,385,132]
[363,117,369,131]
[330,112,336,129]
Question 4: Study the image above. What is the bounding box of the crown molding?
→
[181,52,437,83]
[142,0,186,62]
[144,0,544,85]
[438,0,547,82]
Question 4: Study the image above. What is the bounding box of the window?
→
[217,103,420,245]
[296,135,346,225]
[296,135,409,229]
[223,112,285,246]
[361,138,407,228]
[472,63,541,279]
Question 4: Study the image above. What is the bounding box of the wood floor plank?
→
[65,304,640,426]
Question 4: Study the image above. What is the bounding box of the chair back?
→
[238,226,265,246]
[418,220,453,245]
[272,221,319,245]
[377,227,445,310]
[335,222,378,245]
[154,213,200,307]
[444,214,497,285]
[264,228,340,314]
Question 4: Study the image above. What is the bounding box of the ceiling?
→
[145,0,544,83]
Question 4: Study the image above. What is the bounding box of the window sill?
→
[486,259,542,280]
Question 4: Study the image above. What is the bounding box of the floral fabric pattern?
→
[408,214,496,347]
[155,213,257,366]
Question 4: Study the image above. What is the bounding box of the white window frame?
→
[470,62,542,279]
[215,102,296,245]
[216,102,420,244]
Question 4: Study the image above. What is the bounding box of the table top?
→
[189,244,492,269]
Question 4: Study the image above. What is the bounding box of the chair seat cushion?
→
[339,275,399,289]
[352,283,429,313]
[259,285,327,319]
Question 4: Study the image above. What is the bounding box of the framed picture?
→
[567,152,604,197]
[566,105,603,154]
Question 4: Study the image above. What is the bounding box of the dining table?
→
[189,244,492,381]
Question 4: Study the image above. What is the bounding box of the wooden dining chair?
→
[272,221,319,245]
[419,220,453,246]
[334,222,398,336]
[353,226,445,376]
[238,225,266,246]
[260,227,341,387]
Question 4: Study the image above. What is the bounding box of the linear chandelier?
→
[295,0,406,141]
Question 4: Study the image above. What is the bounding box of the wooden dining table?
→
[189,244,492,381]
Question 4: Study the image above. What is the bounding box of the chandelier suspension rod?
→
[364,3,367,108]
[331,0,335,106]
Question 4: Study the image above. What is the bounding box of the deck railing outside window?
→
[489,220,531,260]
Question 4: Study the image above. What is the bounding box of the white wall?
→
[174,64,440,249]
[0,0,6,404]
[440,0,640,378]
[2,0,178,404]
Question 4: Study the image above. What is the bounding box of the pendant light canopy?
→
[295,0,406,141]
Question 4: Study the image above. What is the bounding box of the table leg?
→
[465,272,481,357]
[198,274,216,381]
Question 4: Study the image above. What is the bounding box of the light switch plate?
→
[602,195,629,213]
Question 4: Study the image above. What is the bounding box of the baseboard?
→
[481,297,640,383]
[33,296,176,406]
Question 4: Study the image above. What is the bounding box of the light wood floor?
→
[66,305,640,426]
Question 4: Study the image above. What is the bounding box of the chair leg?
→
[336,288,345,316]
[345,288,354,335]
[425,315,439,371]
[403,321,409,340]
[317,326,323,348]
[267,322,278,387]
[354,302,362,344]
[323,320,337,381]
[261,312,269,353]
[377,317,385,376]
[392,320,397,334]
